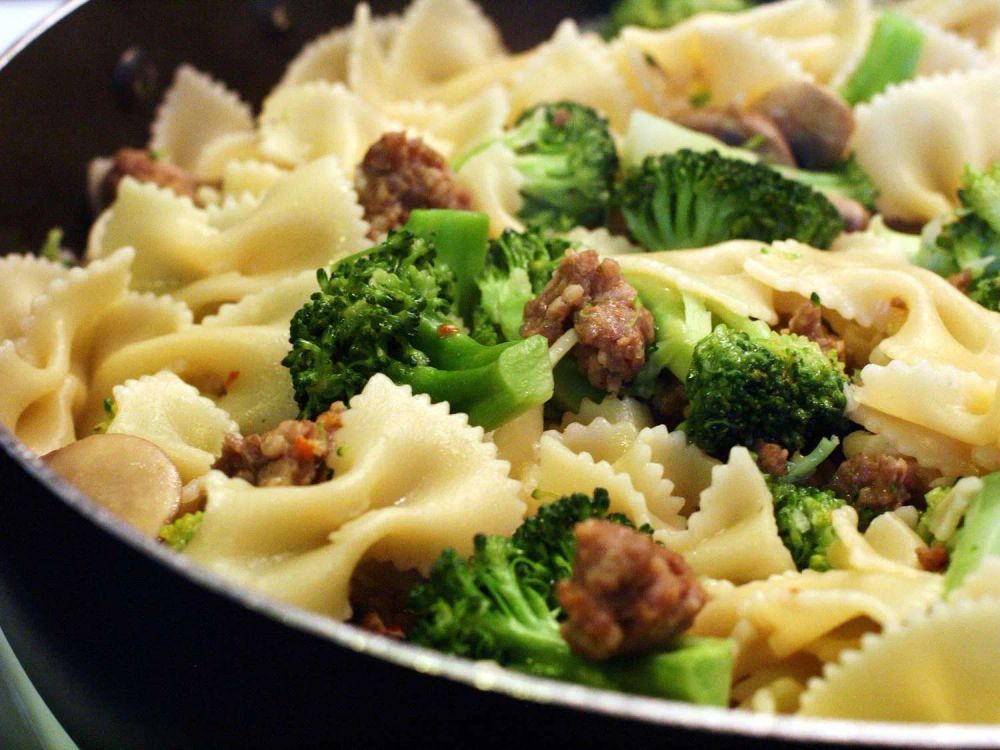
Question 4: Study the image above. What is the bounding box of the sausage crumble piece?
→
[99,147,201,204]
[213,404,344,487]
[556,519,706,661]
[783,300,847,363]
[827,452,933,517]
[355,132,473,238]
[521,249,655,392]
[755,439,789,478]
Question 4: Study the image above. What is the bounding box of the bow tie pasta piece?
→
[851,67,1000,223]
[103,371,238,483]
[200,270,317,329]
[659,447,795,583]
[0,254,73,341]
[798,597,1000,722]
[0,249,188,454]
[896,0,1000,48]
[89,155,369,296]
[826,506,927,575]
[384,0,504,97]
[183,375,525,619]
[149,65,254,176]
[508,21,634,135]
[457,141,525,236]
[277,6,400,91]
[692,568,943,681]
[531,418,687,531]
[258,82,404,168]
[218,163,287,201]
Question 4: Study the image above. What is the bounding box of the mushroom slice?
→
[750,81,855,170]
[671,108,796,167]
[43,434,182,537]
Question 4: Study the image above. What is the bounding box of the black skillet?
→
[0,2,996,748]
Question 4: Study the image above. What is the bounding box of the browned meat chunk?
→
[749,81,855,170]
[917,542,950,573]
[651,374,688,429]
[349,560,422,638]
[213,404,343,487]
[671,108,796,166]
[522,249,655,392]
[355,132,473,238]
[556,519,706,661]
[949,269,973,295]
[755,440,789,478]
[784,301,847,363]
[827,453,933,516]
[101,147,201,203]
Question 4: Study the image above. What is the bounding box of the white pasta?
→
[184,375,525,619]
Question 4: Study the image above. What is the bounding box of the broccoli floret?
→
[911,163,1000,310]
[625,275,848,457]
[471,229,575,343]
[604,0,749,37]
[160,511,204,551]
[840,12,925,106]
[945,472,1000,592]
[459,102,618,233]
[685,325,849,457]
[282,224,554,431]
[617,150,844,251]
[769,481,845,571]
[784,435,841,483]
[407,490,735,705]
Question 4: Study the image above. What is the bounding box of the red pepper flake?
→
[294,436,317,461]
[224,370,241,390]
[437,324,460,337]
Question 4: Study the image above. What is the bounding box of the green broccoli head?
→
[617,150,844,252]
[283,229,554,430]
[471,229,574,343]
[684,325,849,458]
[769,481,845,571]
[783,156,880,212]
[913,162,1000,305]
[605,0,749,37]
[407,489,734,705]
[160,511,204,551]
[502,102,618,232]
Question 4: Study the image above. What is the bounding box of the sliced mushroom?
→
[671,108,796,166]
[750,81,855,170]
[43,434,182,537]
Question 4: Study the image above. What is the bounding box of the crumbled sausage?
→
[949,269,973,295]
[213,404,343,487]
[355,132,473,238]
[100,147,201,204]
[917,542,950,573]
[651,374,688,429]
[755,439,789,478]
[827,453,933,516]
[784,300,847,363]
[556,519,706,661]
[349,560,422,637]
[521,249,655,392]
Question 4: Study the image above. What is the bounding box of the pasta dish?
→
[2,0,1000,725]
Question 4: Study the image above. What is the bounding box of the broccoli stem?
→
[784,436,841,483]
[840,13,924,106]
[944,472,1000,592]
[405,209,490,322]
[395,319,554,431]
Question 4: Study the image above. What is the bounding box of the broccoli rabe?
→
[407,490,735,705]
[604,0,749,38]
[470,229,575,344]
[768,480,845,571]
[617,150,844,251]
[945,472,1000,592]
[625,276,849,457]
[912,162,1000,311]
[840,12,925,106]
[457,102,618,233]
[282,216,554,431]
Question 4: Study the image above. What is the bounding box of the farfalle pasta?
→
[3,0,1000,728]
